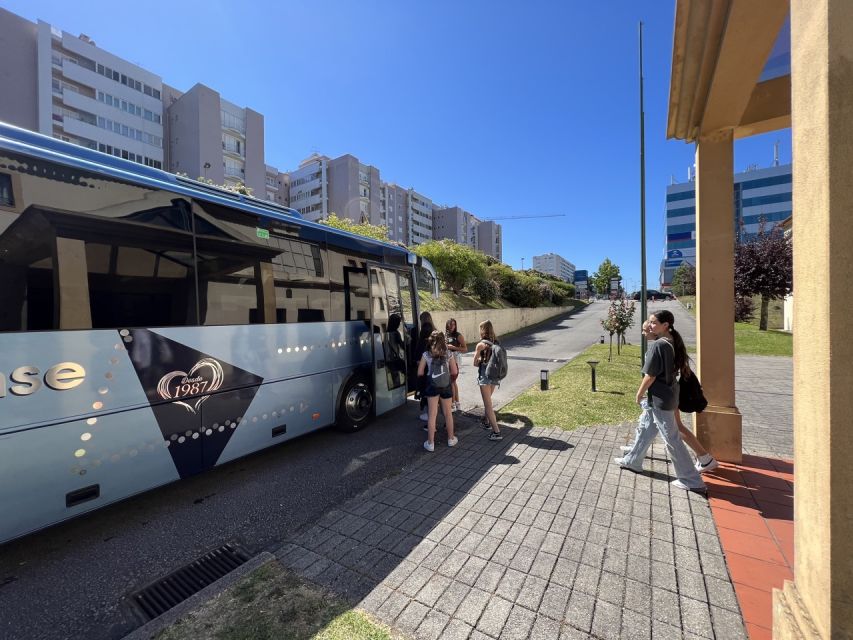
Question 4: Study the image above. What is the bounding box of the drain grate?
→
[130,543,252,621]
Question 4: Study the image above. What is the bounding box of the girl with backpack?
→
[445,318,467,411]
[418,330,458,452]
[614,310,705,491]
[620,319,718,473]
[473,320,503,441]
[415,312,435,422]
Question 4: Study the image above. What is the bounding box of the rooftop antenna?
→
[773,140,780,167]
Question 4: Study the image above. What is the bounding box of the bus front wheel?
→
[335,376,373,432]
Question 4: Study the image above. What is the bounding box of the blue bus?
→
[0,123,438,544]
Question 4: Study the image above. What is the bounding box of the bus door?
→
[368,266,409,415]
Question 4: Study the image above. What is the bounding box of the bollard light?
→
[540,369,550,391]
[600,335,605,344]
[586,360,600,392]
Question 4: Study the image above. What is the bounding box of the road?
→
[0,302,611,640]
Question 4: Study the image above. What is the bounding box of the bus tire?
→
[335,375,373,432]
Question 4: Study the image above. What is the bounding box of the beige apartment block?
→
[163,83,266,196]
[0,9,164,169]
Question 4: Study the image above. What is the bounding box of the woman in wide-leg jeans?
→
[615,310,705,491]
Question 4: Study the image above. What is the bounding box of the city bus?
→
[0,122,438,544]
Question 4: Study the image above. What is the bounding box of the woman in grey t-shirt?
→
[614,310,705,491]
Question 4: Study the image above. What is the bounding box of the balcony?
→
[224,166,244,179]
[222,144,244,159]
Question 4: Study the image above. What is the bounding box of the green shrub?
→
[470,275,500,303]
[414,240,487,293]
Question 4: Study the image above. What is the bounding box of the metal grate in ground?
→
[129,543,252,621]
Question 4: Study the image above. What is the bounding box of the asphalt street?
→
[0,302,613,640]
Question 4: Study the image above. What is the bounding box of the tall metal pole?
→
[639,21,648,365]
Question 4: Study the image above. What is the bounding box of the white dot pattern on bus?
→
[87,418,97,426]
[119,329,130,337]
[81,433,92,442]
[74,449,86,458]
[92,401,103,410]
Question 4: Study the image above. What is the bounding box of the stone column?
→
[693,131,742,463]
[774,1,853,637]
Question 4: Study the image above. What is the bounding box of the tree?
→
[318,213,389,241]
[591,258,622,299]
[671,263,696,296]
[413,240,487,293]
[734,221,793,330]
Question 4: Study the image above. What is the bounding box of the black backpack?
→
[679,369,708,413]
[429,355,451,390]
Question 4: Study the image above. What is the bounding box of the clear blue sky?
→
[5,0,790,288]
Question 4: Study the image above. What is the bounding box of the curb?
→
[121,551,277,640]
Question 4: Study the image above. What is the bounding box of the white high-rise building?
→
[532,253,575,282]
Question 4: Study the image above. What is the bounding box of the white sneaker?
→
[447,436,458,447]
[671,479,706,491]
[696,455,719,473]
[423,441,434,452]
[419,411,428,421]
[620,445,633,453]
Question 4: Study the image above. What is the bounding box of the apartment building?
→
[265,164,289,206]
[532,253,576,282]
[661,161,792,287]
[380,183,409,244]
[432,206,479,250]
[0,10,165,168]
[407,189,433,246]
[162,83,266,196]
[0,8,269,192]
[477,220,503,262]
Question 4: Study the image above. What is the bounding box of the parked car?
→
[632,289,674,301]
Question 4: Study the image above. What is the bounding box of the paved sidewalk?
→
[277,417,746,640]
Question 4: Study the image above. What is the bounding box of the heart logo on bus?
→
[156,358,225,414]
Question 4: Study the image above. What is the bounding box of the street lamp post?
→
[203,161,211,180]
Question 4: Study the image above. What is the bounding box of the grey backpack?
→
[482,340,508,380]
[429,355,451,390]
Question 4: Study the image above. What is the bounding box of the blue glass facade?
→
[660,166,792,287]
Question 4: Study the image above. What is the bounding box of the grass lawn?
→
[734,322,792,356]
[678,296,791,356]
[499,343,643,430]
[155,562,395,640]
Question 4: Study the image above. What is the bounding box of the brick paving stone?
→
[591,599,623,640]
[396,600,430,636]
[495,567,527,602]
[705,574,741,612]
[478,596,514,638]
[457,555,488,587]
[377,590,409,621]
[710,605,749,639]
[400,566,436,598]
[539,583,571,620]
[435,580,470,617]
[529,615,561,640]
[456,587,491,626]
[416,573,453,608]
[441,618,474,640]
[515,574,548,611]
[565,589,595,633]
[500,605,537,640]
[652,587,682,626]
[473,561,505,593]
[417,609,451,640]
[620,609,653,640]
[677,566,709,603]
[597,570,626,608]
[680,595,714,639]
